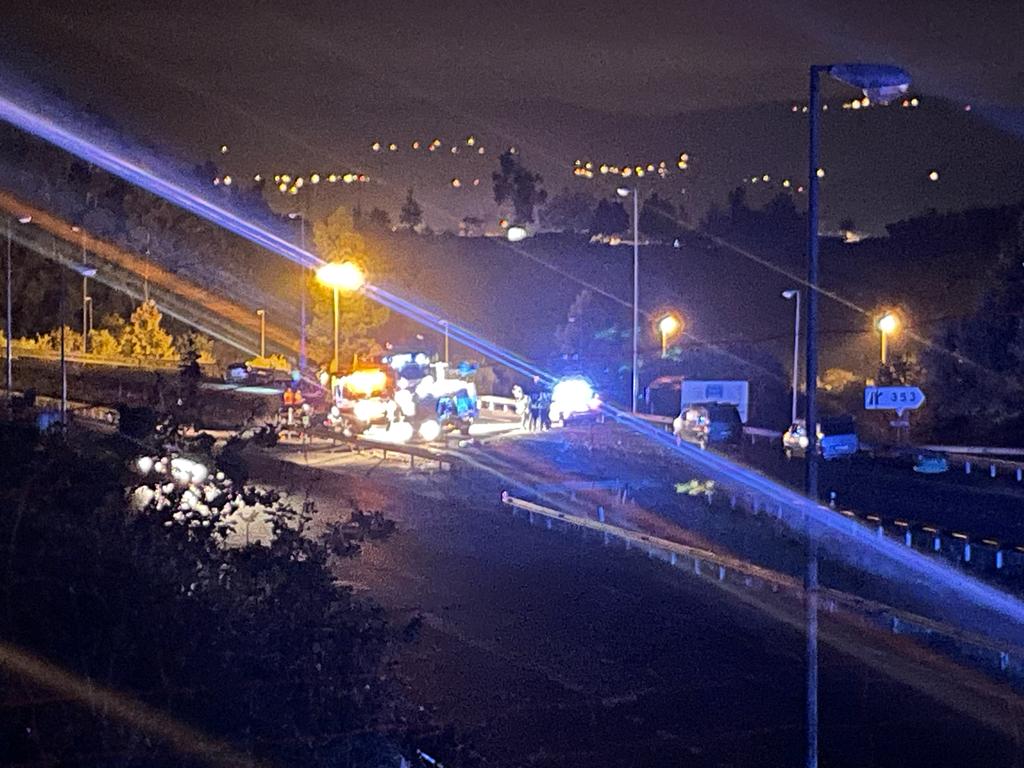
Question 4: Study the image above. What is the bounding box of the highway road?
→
[740,440,1024,545]
[252,444,1024,768]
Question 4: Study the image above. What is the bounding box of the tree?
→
[176,332,203,425]
[591,199,629,236]
[638,193,679,241]
[555,289,593,361]
[0,424,396,767]
[922,214,1024,439]
[540,188,596,233]
[119,300,176,359]
[310,208,390,367]
[492,150,547,225]
[399,188,423,231]
[368,207,392,230]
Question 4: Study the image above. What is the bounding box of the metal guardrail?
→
[477,395,518,414]
[500,492,1024,681]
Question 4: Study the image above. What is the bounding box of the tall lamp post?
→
[782,289,801,424]
[256,309,267,358]
[288,212,308,371]
[616,186,640,412]
[877,311,899,364]
[315,261,365,373]
[70,225,90,353]
[804,62,910,499]
[803,62,911,768]
[6,216,31,403]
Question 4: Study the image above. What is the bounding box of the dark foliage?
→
[0,426,394,766]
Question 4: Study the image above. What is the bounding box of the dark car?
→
[673,403,743,450]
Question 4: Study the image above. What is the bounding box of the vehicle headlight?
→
[353,399,383,422]
[418,419,441,442]
[551,377,594,416]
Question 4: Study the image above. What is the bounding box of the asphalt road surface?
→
[741,441,1024,544]
[254,448,1024,768]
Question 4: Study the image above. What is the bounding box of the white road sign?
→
[864,386,925,411]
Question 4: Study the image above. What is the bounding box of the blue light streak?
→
[4,90,1024,640]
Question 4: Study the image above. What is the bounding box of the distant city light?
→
[507,225,528,242]
[219,144,229,154]
[222,175,232,186]
[451,178,462,188]
[310,173,321,184]
[816,168,826,178]
[928,170,940,181]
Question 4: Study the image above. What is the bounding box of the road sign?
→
[864,386,925,411]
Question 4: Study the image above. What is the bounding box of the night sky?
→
[3,1,1023,227]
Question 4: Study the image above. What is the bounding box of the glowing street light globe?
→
[316,261,366,292]
[877,311,899,335]
[658,314,681,336]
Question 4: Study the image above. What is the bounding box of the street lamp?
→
[71,225,90,354]
[803,62,910,768]
[782,289,801,424]
[6,216,31,403]
[316,261,365,373]
[877,311,899,364]
[804,63,910,499]
[288,212,308,371]
[616,186,640,412]
[657,313,681,358]
[256,309,266,358]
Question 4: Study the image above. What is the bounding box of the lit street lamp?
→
[256,309,266,358]
[804,63,910,498]
[802,61,911,768]
[657,313,681,358]
[877,311,899,364]
[782,289,801,424]
[315,261,365,373]
[288,212,308,371]
[616,186,640,412]
[70,225,91,353]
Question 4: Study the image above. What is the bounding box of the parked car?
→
[914,452,950,474]
[673,403,743,450]
[782,415,859,460]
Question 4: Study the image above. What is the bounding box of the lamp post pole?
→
[631,187,639,413]
[803,64,826,768]
[784,290,801,424]
[331,286,340,374]
[256,309,266,358]
[805,65,824,501]
[298,215,307,371]
[57,239,67,422]
[5,219,12,403]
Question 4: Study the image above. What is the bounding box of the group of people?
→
[512,383,552,432]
